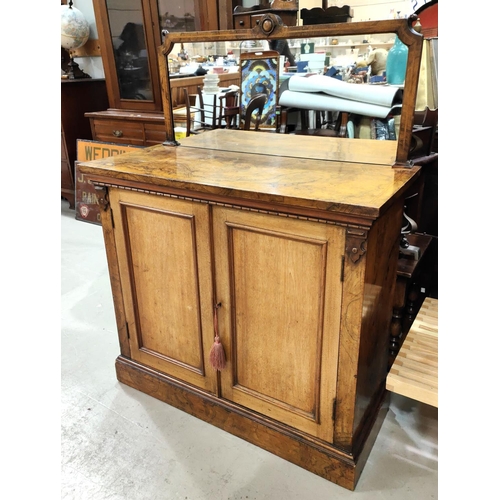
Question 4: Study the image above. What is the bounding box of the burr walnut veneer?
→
[79,129,421,490]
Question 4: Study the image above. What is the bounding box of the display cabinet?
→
[78,16,424,491]
[87,0,219,146]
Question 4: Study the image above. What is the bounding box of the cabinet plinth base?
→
[115,355,388,491]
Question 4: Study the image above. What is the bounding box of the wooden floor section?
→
[386,297,438,407]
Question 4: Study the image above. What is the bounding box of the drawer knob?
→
[113,130,123,137]
[239,20,244,25]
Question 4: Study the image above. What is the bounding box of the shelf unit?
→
[180,36,395,64]
[308,42,393,50]
[286,37,395,61]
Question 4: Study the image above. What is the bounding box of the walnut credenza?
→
[79,129,421,490]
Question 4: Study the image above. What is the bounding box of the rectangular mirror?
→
[158,16,423,165]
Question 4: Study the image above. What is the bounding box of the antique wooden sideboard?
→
[78,17,424,490]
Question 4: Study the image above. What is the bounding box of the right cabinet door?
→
[213,207,345,441]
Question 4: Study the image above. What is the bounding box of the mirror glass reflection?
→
[105,0,198,102]
[106,0,153,101]
[167,32,408,141]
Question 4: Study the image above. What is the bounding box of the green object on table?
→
[386,36,408,85]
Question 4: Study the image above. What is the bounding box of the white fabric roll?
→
[287,74,402,108]
[279,89,401,119]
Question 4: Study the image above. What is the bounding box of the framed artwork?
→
[240,50,280,129]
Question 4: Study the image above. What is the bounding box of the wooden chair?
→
[182,86,211,136]
[277,106,348,137]
[410,107,438,158]
[242,93,267,131]
[217,89,240,128]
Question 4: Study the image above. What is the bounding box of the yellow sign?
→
[77,139,142,162]
[75,140,143,224]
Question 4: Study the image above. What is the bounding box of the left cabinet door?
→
[109,189,218,394]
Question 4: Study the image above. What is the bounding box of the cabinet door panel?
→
[213,208,344,441]
[110,189,217,393]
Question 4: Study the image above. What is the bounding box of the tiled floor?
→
[61,199,438,499]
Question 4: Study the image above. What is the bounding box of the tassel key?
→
[209,335,226,370]
[209,302,226,371]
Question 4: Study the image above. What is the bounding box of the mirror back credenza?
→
[78,16,424,490]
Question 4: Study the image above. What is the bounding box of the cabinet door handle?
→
[113,130,123,137]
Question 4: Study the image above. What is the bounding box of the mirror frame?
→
[158,15,423,165]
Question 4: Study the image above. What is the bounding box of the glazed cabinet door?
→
[93,0,219,112]
[213,207,345,441]
[109,189,218,394]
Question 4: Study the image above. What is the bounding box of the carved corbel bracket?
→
[94,184,110,211]
[345,228,368,264]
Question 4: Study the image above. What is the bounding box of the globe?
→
[61,4,90,51]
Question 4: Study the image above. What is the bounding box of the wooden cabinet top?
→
[79,129,420,222]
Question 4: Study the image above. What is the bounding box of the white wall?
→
[336,0,415,22]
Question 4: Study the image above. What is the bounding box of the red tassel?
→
[209,335,226,371]
[209,302,226,370]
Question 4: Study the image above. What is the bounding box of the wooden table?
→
[387,297,438,407]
